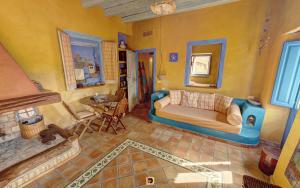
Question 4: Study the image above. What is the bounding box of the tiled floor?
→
[26,115,269,188]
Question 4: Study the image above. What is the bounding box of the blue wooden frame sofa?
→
[149,90,266,146]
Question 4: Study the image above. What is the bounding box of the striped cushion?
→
[169,90,182,105]
[214,94,233,114]
[181,91,199,108]
[197,93,215,110]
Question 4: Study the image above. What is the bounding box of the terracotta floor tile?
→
[102,166,117,181]
[118,164,133,177]
[148,168,168,184]
[134,172,148,187]
[119,176,134,188]
[133,160,148,173]
[131,152,144,161]
[31,114,269,187]
[117,153,130,165]
[106,159,117,167]
[102,179,117,188]
[146,158,161,169]
[163,166,178,180]
[143,152,155,159]
[60,164,82,180]
[88,148,103,159]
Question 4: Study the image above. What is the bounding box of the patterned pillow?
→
[214,94,233,114]
[197,93,215,110]
[169,90,182,105]
[181,91,199,108]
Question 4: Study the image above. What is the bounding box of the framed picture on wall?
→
[285,139,300,187]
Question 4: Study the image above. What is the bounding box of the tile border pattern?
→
[66,139,223,188]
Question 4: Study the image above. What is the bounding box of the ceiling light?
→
[150,0,176,16]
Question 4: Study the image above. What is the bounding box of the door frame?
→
[135,48,157,101]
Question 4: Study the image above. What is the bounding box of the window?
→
[191,54,211,76]
[58,30,105,90]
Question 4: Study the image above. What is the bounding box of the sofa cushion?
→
[197,93,215,110]
[181,91,199,108]
[214,94,233,114]
[227,104,242,126]
[169,90,182,105]
[154,96,171,110]
[156,104,241,134]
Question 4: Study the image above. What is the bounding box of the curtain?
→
[57,30,77,90]
[102,41,117,83]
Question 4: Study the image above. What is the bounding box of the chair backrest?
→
[113,98,128,117]
[62,101,80,120]
[115,88,125,102]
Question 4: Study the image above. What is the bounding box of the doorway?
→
[131,48,156,121]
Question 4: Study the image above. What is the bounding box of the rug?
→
[66,139,223,188]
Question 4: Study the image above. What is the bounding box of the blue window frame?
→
[64,30,105,88]
[271,40,300,108]
[184,39,227,88]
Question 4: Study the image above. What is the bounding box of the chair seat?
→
[77,111,95,119]
[103,110,114,116]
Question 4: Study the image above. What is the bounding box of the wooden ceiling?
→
[81,0,239,22]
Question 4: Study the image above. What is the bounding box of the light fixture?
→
[150,0,176,16]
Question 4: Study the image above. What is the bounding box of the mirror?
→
[185,39,226,88]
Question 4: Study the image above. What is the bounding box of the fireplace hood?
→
[0,43,61,113]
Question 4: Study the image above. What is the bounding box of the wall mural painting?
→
[285,139,300,187]
[71,39,102,88]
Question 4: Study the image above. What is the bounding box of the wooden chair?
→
[104,88,125,110]
[243,175,281,188]
[99,98,128,134]
[62,101,98,139]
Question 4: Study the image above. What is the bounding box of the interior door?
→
[126,50,137,112]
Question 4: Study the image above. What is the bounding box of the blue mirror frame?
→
[184,38,227,88]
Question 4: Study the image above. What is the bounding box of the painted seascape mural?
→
[285,140,300,187]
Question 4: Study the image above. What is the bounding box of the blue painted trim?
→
[271,40,300,108]
[184,39,227,88]
[135,48,157,97]
[64,30,105,83]
[280,108,298,148]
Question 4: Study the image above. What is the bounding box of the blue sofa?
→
[149,90,266,146]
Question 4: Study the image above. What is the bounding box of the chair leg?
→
[99,117,106,133]
[118,119,126,129]
[78,123,89,139]
[73,123,81,136]
[106,119,118,134]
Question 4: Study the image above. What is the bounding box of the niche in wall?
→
[184,39,227,88]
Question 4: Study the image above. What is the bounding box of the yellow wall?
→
[128,0,270,99]
[272,112,300,187]
[190,44,221,85]
[263,0,300,187]
[0,0,131,127]
[128,0,290,141]
[259,0,300,143]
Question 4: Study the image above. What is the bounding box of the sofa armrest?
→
[154,96,170,110]
[150,90,169,115]
[227,103,242,126]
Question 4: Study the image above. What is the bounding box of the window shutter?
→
[271,40,300,108]
[102,41,117,83]
[57,30,77,91]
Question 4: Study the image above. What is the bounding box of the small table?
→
[79,94,115,113]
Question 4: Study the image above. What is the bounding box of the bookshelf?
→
[118,48,128,97]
